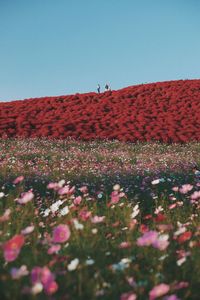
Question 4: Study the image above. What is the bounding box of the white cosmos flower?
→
[131,204,140,219]
[174,227,186,236]
[151,179,160,185]
[73,219,84,230]
[85,259,95,265]
[58,179,65,187]
[67,258,79,271]
[0,192,5,198]
[43,208,50,217]
[59,206,69,216]
[31,283,43,295]
[154,206,164,214]
[50,200,63,213]
[177,257,186,266]
[113,184,120,191]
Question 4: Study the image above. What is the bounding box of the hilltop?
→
[0,79,200,142]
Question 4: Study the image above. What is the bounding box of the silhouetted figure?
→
[97,84,100,94]
[105,83,111,91]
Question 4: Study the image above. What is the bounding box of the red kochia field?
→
[0,79,200,142]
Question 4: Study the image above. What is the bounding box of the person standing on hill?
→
[105,83,111,91]
[97,84,101,94]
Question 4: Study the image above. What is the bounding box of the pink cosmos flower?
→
[58,185,70,195]
[52,224,71,243]
[31,266,58,295]
[179,184,193,194]
[21,225,35,235]
[47,182,60,190]
[16,190,34,204]
[73,196,82,206]
[126,277,136,288]
[172,186,179,192]
[119,242,131,249]
[190,191,200,200]
[110,191,120,204]
[91,215,105,223]
[174,281,189,290]
[79,186,88,193]
[10,265,29,279]
[58,185,75,196]
[137,231,158,246]
[47,244,61,255]
[152,234,169,251]
[79,209,92,221]
[149,283,170,300]
[13,176,24,184]
[169,203,177,210]
[120,292,137,300]
[0,209,11,223]
[3,234,25,262]
[163,295,180,300]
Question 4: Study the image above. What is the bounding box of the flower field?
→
[1,79,200,142]
[0,139,200,299]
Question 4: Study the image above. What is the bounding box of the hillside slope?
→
[0,79,200,142]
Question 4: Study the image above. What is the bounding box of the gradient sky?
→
[1,0,200,101]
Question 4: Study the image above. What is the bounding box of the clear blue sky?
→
[1,0,200,101]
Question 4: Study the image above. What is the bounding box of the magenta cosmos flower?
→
[31,266,58,295]
[52,224,71,243]
[3,234,25,262]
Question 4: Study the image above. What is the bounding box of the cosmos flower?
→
[31,266,58,295]
[149,283,170,300]
[3,234,25,262]
[179,184,193,194]
[79,209,92,221]
[120,292,137,300]
[113,184,121,191]
[16,190,34,204]
[0,209,11,223]
[58,185,75,196]
[13,176,24,184]
[177,231,192,243]
[10,265,29,279]
[0,192,5,198]
[21,225,35,235]
[79,186,88,193]
[131,204,140,219]
[137,231,158,247]
[47,244,61,255]
[67,258,79,271]
[52,224,71,243]
[151,179,160,185]
[91,215,105,223]
[190,191,200,200]
[59,206,69,216]
[110,191,120,204]
[73,196,82,206]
